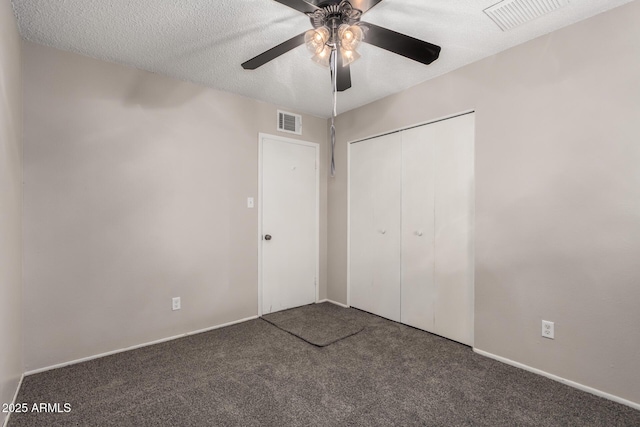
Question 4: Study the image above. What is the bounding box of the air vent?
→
[277,110,302,135]
[484,0,569,31]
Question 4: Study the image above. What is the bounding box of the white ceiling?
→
[11,0,634,118]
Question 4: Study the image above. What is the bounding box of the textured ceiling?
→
[11,0,634,118]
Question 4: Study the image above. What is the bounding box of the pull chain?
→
[330,47,337,177]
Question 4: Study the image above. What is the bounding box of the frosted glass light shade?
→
[305,27,330,55]
[311,45,332,67]
[340,48,361,66]
[338,24,363,51]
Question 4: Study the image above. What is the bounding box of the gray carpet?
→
[8,302,640,426]
[262,303,364,346]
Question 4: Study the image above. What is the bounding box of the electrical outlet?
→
[542,320,554,339]
[172,297,181,311]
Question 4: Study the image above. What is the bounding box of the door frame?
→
[258,133,320,316]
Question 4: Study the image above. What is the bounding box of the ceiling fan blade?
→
[273,0,319,14]
[359,22,441,65]
[349,0,384,13]
[242,32,306,70]
[336,48,352,91]
[336,47,351,92]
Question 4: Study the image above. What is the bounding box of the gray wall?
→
[12,0,640,408]
[0,0,23,422]
[22,41,329,371]
[328,1,640,405]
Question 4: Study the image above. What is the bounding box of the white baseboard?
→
[473,348,640,411]
[2,373,24,427]
[317,299,349,308]
[24,315,258,376]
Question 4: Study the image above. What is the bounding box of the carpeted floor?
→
[9,303,640,426]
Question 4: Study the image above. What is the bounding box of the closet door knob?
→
[416,231,423,237]
[379,229,386,235]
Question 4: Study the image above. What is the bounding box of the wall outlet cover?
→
[542,320,554,339]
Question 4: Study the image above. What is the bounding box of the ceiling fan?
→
[241,0,441,91]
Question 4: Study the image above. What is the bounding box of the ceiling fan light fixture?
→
[338,24,363,52]
[311,45,332,68]
[340,48,361,67]
[305,26,330,55]
[241,0,443,177]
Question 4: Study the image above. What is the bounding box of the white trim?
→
[258,133,320,317]
[317,298,350,308]
[315,140,320,306]
[258,135,264,316]
[469,114,476,347]
[2,374,24,427]
[346,141,351,307]
[328,299,350,308]
[348,109,475,146]
[24,316,258,376]
[473,348,640,411]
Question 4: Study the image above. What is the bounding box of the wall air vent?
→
[484,0,569,31]
[277,110,302,135]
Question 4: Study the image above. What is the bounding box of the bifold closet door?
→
[401,127,436,332]
[349,133,402,322]
[433,113,474,346]
[349,113,473,344]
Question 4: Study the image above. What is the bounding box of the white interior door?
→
[401,127,436,331]
[260,135,318,315]
[433,114,474,346]
[349,132,402,322]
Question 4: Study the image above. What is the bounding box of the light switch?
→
[247,197,254,208]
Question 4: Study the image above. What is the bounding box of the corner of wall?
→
[0,0,25,425]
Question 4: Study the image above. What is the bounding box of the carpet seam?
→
[260,317,364,347]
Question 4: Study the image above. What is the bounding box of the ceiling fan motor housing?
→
[308,0,363,34]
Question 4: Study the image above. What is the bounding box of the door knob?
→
[416,231,423,237]
[379,229,386,235]
[264,234,272,241]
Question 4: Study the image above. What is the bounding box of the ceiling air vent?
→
[484,0,569,31]
[277,110,302,135]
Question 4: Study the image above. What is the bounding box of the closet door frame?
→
[347,110,475,345]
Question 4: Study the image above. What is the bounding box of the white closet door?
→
[401,127,436,331]
[350,133,402,322]
[433,113,474,346]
